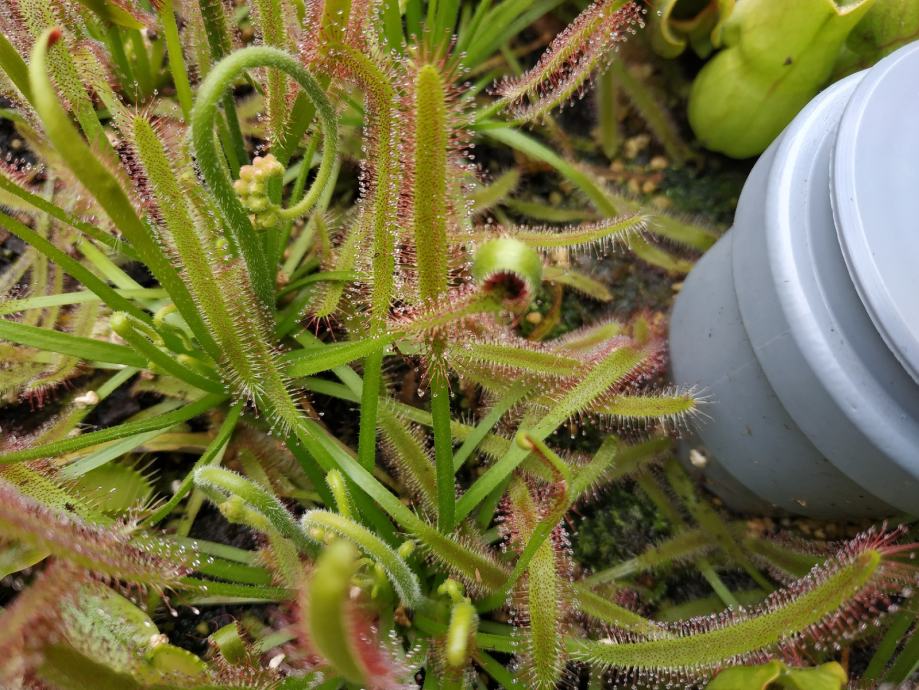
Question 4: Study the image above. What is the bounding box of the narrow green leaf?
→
[74,0,146,29]
[0,33,32,102]
[283,337,395,377]
[0,211,149,322]
[143,405,241,527]
[109,313,225,394]
[0,393,226,465]
[0,319,145,367]
[60,428,172,478]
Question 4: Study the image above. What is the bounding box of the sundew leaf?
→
[494,0,645,123]
[573,584,667,636]
[0,478,198,586]
[445,339,582,380]
[542,265,612,302]
[60,583,204,682]
[191,46,338,305]
[478,434,573,614]
[410,62,451,303]
[742,535,824,580]
[482,128,699,272]
[554,319,625,352]
[322,41,401,328]
[0,172,130,258]
[250,0,295,143]
[571,529,917,682]
[568,436,671,501]
[194,466,313,554]
[455,337,660,522]
[592,390,698,423]
[462,213,647,252]
[27,28,213,347]
[665,457,773,592]
[0,560,83,677]
[505,479,570,690]
[470,169,520,215]
[128,113,301,414]
[582,526,723,585]
[607,59,697,165]
[378,407,438,513]
[533,339,661,436]
[69,462,154,515]
[288,414,509,594]
[0,463,109,524]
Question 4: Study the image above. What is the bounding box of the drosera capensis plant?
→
[0,0,917,688]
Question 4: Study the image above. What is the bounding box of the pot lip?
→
[760,66,919,508]
[833,40,919,385]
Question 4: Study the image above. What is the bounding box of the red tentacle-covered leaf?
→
[571,526,919,686]
[0,478,197,587]
[495,0,646,123]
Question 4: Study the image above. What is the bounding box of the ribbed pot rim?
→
[755,44,919,511]
[832,41,919,385]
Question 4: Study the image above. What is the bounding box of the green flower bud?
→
[233,154,285,231]
[255,211,279,229]
[397,540,416,560]
[109,311,131,339]
[246,196,270,213]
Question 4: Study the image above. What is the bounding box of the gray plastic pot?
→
[669,40,919,518]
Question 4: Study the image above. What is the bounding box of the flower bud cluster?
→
[233,153,285,229]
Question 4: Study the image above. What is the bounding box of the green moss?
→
[573,481,672,571]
